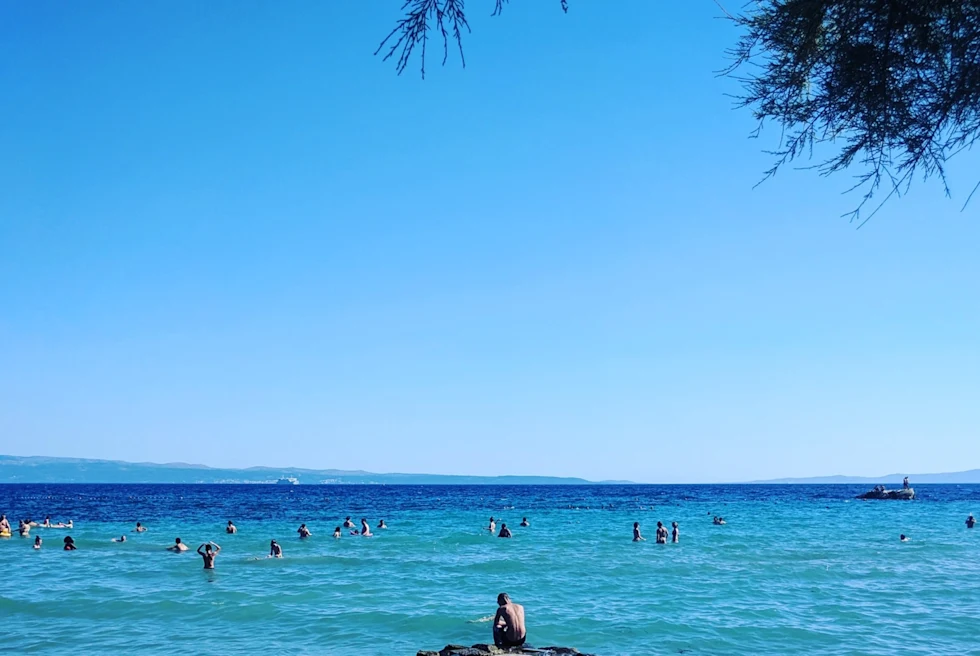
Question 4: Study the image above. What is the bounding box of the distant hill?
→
[751,470,980,484]
[0,455,601,485]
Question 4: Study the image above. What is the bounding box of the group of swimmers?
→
[0,515,73,538]
[485,516,530,538]
[633,521,680,543]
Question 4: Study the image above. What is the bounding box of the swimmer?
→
[343,517,355,529]
[633,522,645,542]
[520,517,529,527]
[269,540,283,558]
[488,517,496,534]
[197,541,221,568]
[226,521,237,534]
[297,524,312,538]
[34,535,42,550]
[671,521,679,543]
[112,535,127,543]
[900,534,909,542]
[18,520,30,537]
[134,522,147,533]
[42,516,52,528]
[713,516,726,525]
[63,536,76,551]
[360,518,372,537]
[655,521,668,544]
[967,514,975,529]
[167,537,188,552]
[333,526,342,538]
[378,519,387,529]
[498,523,512,538]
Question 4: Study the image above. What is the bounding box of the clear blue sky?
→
[1,1,978,483]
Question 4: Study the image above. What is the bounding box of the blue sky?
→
[1,1,978,483]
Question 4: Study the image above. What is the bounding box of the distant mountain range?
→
[0,455,624,485]
[751,470,980,484]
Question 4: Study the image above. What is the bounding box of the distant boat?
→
[276,477,299,485]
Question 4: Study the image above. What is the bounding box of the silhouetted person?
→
[498,523,512,538]
[63,536,76,551]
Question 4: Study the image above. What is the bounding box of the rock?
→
[426,644,592,656]
[856,487,915,500]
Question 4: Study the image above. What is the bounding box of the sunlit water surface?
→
[1,484,978,655]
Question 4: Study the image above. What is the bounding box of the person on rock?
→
[493,593,526,649]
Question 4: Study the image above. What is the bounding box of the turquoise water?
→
[1,484,978,655]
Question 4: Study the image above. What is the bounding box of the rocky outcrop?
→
[857,487,915,500]
[417,644,592,656]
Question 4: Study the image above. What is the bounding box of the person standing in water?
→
[360,519,372,537]
[0,514,10,534]
[168,538,188,552]
[377,519,387,529]
[343,517,355,529]
[297,524,312,538]
[488,517,496,534]
[269,540,283,558]
[333,527,342,538]
[498,523,512,538]
[633,522,645,541]
[63,536,76,551]
[967,514,976,529]
[520,518,529,527]
[492,593,526,649]
[33,535,42,550]
[655,522,668,544]
[197,542,221,568]
[134,522,147,533]
[18,520,30,537]
[226,521,237,534]
[671,522,679,543]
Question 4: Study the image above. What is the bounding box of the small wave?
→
[467,615,494,624]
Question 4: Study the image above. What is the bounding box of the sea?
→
[0,484,977,655]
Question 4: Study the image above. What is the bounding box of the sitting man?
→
[492,592,526,649]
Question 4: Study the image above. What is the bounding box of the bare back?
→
[494,603,526,642]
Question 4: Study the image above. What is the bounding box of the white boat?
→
[276,477,299,485]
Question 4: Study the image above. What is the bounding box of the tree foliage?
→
[376,0,567,79]
[378,1,980,219]
[729,0,980,222]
